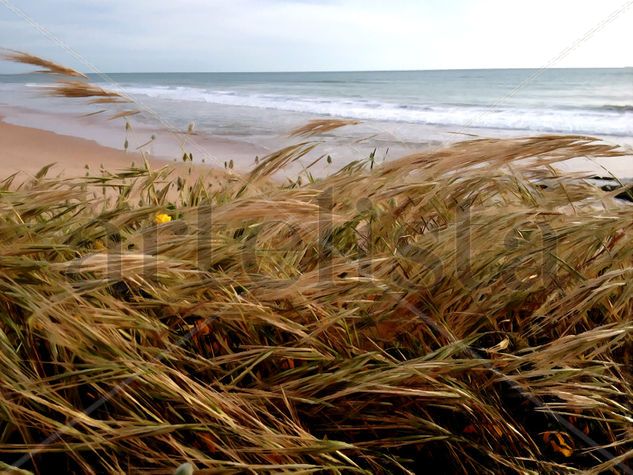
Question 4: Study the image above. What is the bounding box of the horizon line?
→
[1,66,632,75]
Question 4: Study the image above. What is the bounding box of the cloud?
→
[0,0,630,73]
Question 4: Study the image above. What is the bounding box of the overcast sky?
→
[0,0,631,73]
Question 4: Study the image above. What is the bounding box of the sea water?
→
[1,68,632,139]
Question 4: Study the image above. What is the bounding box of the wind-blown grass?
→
[0,134,632,474]
[1,50,87,78]
[46,80,131,104]
[289,119,361,137]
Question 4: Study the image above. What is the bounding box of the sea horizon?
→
[2,65,633,75]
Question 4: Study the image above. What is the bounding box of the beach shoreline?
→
[2,104,632,180]
[0,103,271,172]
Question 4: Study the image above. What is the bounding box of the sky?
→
[0,0,631,73]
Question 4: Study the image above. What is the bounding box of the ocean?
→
[1,68,632,140]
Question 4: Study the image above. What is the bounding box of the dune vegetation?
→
[1,53,632,474]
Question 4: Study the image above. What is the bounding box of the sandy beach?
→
[1,116,147,177]
[3,107,633,182]
[0,112,248,183]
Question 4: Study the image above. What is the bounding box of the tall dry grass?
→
[0,134,631,474]
[1,52,632,474]
[1,50,87,78]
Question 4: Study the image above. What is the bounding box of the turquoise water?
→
[1,68,632,136]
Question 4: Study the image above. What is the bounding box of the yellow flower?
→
[154,213,172,224]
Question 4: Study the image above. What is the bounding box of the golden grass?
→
[0,134,632,474]
[108,110,141,120]
[2,51,135,118]
[289,118,361,137]
[1,50,87,78]
[47,80,131,104]
[1,51,632,474]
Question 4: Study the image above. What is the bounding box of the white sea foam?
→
[120,84,633,136]
[3,69,631,137]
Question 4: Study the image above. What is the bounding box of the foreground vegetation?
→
[0,132,632,474]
